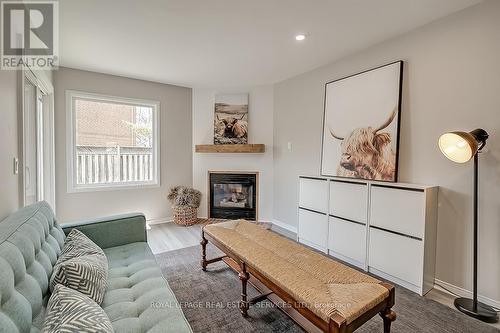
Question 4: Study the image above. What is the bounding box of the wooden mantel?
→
[195,144,265,153]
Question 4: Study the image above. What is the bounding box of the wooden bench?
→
[201,220,396,333]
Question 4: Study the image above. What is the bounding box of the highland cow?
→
[217,115,248,139]
[329,108,397,181]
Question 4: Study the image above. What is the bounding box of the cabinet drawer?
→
[298,208,328,249]
[329,181,367,223]
[369,227,423,287]
[328,217,366,265]
[370,186,425,239]
[299,178,328,213]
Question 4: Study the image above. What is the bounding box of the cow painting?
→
[329,108,397,181]
[320,61,403,182]
[216,115,248,139]
[214,94,249,144]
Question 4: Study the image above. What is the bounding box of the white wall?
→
[54,67,192,222]
[193,85,274,221]
[0,71,20,220]
[273,0,500,303]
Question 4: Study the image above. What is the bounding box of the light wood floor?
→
[147,222,203,254]
[147,222,499,329]
[147,220,292,254]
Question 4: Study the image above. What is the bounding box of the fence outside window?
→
[76,146,153,185]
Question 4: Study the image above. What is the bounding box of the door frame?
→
[18,66,56,210]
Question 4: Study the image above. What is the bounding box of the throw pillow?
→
[58,228,106,261]
[50,229,108,304]
[42,284,114,333]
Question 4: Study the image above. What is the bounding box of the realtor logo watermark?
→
[1,0,58,70]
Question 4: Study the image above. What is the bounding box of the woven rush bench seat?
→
[201,220,396,333]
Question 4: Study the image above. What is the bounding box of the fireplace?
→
[208,172,258,220]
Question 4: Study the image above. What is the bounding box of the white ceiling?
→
[59,0,482,88]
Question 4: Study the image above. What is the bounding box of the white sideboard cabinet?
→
[297,177,329,252]
[298,175,438,296]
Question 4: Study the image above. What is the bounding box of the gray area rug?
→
[155,245,498,333]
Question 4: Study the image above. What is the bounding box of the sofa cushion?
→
[42,284,113,333]
[101,242,192,333]
[0,201,65,333]
[50,229,108,304]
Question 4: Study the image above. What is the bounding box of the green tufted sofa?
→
[0,201,192,333]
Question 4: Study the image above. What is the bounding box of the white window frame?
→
[66,90,160,193]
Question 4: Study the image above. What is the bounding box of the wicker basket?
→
[172,205,198,226]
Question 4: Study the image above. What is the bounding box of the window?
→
[66,91,160,192]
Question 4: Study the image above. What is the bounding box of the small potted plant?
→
[167,186,202,226]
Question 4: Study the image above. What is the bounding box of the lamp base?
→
[454,297,498,323]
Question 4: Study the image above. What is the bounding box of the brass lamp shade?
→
[438,129,488,163]
[438,132,478,163]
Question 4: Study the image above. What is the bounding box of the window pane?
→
[74,98,154,186]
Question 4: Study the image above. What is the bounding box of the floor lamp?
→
[438,128,498,323]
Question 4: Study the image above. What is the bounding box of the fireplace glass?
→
[213,183,254,209]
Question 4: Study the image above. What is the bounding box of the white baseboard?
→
[272,219,298,234]
[146,217,173,225]
[434,278,500,309]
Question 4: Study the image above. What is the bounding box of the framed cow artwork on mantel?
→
[320,61,403,182]
[214,94,249,145]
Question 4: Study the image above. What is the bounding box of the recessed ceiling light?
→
[295,34,306,41]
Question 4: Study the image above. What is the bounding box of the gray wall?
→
[54,68,192,222]
[273,1,500,302]
[0,71,20,220]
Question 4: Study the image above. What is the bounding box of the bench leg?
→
[380,308,396,333]
[238,262,250,317]
[200,232,208,271]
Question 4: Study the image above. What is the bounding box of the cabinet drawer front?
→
[370,186,425,239]
[369,227,423,287]
[298,208,328,249]
[299,178,328,213]
[328,217,366,264]
[329,181,368,223]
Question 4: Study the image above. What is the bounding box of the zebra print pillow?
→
[50,229,108,304]
[42,284,114,333]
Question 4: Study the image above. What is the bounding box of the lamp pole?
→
[473,152,478,311]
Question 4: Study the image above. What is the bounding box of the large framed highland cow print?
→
[214,94,248,145]
[321,61,403,181]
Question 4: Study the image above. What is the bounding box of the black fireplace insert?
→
[209,172,257,220]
